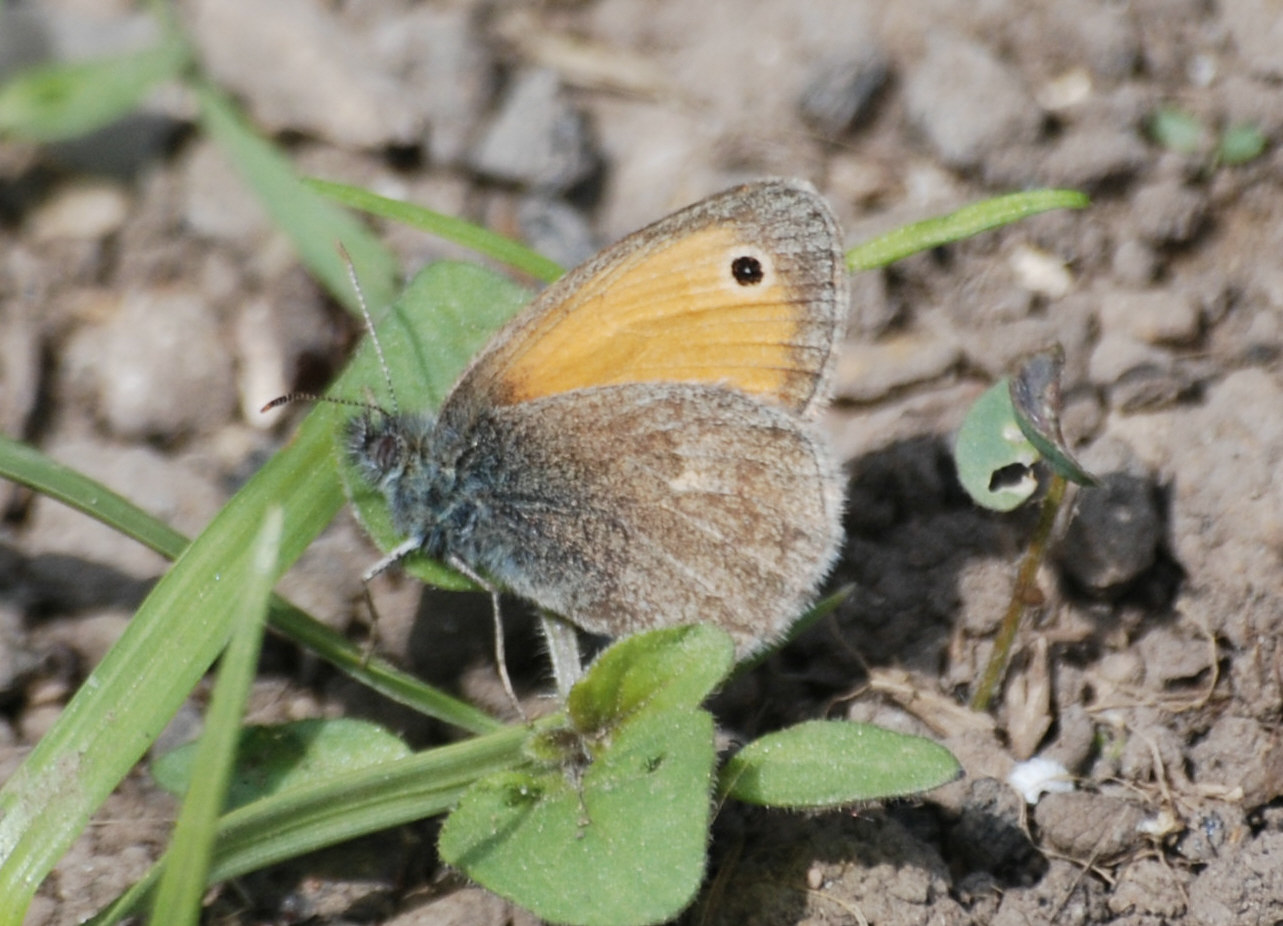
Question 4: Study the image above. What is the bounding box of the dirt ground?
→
[4,0,1283,923]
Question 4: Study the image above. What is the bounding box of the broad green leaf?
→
[954,379,1040,511]
[441,707,715,926]
[567,625,734,733]
[152,719,412,811]
[722,720,960,808]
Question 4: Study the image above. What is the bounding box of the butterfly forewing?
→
[446,180,847,419]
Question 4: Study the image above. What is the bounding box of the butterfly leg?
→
[537,611,584,701]
[447,554,525,721]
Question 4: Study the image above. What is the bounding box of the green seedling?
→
[1148,104,1269,168]
[954,348,1097,711]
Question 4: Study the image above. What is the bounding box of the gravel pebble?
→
[798,44,889,137]
[1098,287,1201,345]
[1111,360,1194,411]
[1133,179,1208,245]
[834,327,961,402]
[1221,0,1283,79]
[36,611,131,672]
[63,287,237,440]
[274,521,369,634]
[1110,238,1159,285]
[1059,3,1141,79]
[190,0,418,148]
[29,181,130,242]
[0,604,39,700]
[951,777,1036,873]
[846,267,895,337]
[180,140,272,244]
[1040,123,1150,189]
[22,439,224,609]
[1109,859,1189,917]
[1087,331,1172,388]
[1057,472,1164,593]
[904,31,1043,171]
[1188,830,1283,925]
[1219,72,1283,137]
[1125,369,1283,653]
[1008,244,1072,299]
[1189,714,1283,808]
[591,103,716,240]
[0,276,42,443]
[516,195,598,270]
[953,309,1093,382]
[377,5,494,166]
[384,887,514,926]
[1034,791,1149,859]
[468,68,597,192]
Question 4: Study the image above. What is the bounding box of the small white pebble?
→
[1009,244,1073,299]
[1137,808,1180,838]
[1008,756,1074,804]
[805,865,824,890]
[1036,68,1092,111]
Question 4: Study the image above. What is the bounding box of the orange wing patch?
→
[490,225,833,410]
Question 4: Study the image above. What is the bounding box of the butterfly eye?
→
[730,254,765,286]
[371,431,405,471]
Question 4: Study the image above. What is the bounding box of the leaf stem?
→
[971,473,1067,712]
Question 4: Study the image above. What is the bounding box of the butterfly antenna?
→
[261,247,403,418]
[259,392,385,414]
[339,244,399,418]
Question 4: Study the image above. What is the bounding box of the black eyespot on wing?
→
[731,255,765,286]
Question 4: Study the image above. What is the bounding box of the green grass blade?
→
[0,433,189,557]
[268,600,501,733]
[150,510,280,925]
[0,415,340,923]
[306,177,564,283]
[193,82,399,315]
[0,38,190,142]
[846,189,1089,271]
[209,725,526,880]
[92,725,531,923]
